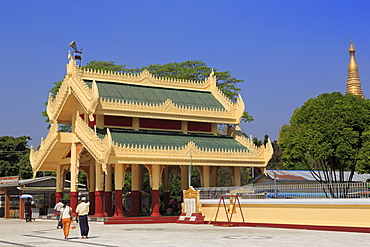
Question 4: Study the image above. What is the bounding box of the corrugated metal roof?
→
[20,176,56,185]
[85,80,226,110]
[266,170,370,182]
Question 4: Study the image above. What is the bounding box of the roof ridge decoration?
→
[113,139,254,156]
[47,52,100,123]
[100,97,237,118]
[79,67,211,91]
[75,56,243,113]
[74,112,112,171]
[111,138,270,166]
[227,126,273,166]
[30,123,59,172]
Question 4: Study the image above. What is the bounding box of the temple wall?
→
[200,199,370,229]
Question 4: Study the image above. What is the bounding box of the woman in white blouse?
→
[60,201,73,239]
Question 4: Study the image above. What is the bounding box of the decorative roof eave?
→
[30,124,59,172]
[74,112,112,167]
[228,126,274,166]
[79,67,212,92]
[109,140,270,167]
[47,53,100,123]
[66,53,100,117]
[98,98,242,124]
[77,61,239,112]
[235,94,246,123]
[72,113,270,167]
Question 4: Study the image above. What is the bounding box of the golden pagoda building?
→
[346,39,364,97]
[30,52,273,218]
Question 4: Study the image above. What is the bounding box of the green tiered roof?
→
[96,128,249,151]
[84,80,225,110]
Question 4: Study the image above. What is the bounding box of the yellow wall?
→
[200,199,370,228]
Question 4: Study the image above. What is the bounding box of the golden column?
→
[211,167,218,187]
[55,164,63,204]
[202,166,211,187]
[131,164,141,216]
[150,165,161,217]
[70,142,78,214]
[180,165,189,190]
[94,161,105,217]
[346,40,364,97]
[162,166,171,211]
[113,163,124,217]
[233,167,241,187]
[88,162,95,215]
[104,164,112,216]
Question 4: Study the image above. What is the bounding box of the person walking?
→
[24,198,32,222]
[75,197,90,239]
[60,201,72,240]
[54,199,64,229]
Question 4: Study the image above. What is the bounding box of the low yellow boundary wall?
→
[200,198,370,232]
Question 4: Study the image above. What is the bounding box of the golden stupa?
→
[346,39,364,97]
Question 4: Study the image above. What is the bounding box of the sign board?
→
[184,198,196,213]
[181,186,201,213]
[0,176,19,186]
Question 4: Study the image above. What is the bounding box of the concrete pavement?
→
[1,218,370,246]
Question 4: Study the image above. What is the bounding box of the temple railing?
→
[197,183,370,200]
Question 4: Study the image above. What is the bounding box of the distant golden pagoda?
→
[346,40,364,97]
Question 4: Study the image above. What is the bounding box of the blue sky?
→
[1,1,370,147]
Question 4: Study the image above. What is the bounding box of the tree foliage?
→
[84,60,128,73]
[266,140,284,169]
[279,92,370,184]
[0,136,33,179]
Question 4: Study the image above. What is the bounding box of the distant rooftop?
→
[250,170,370,184]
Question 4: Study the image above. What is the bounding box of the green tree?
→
[279,92,370,190]
[266,140,284,169]
[253,134,269,147]
[218,167,233,187]
[0,136,33,179]
[84,60,129,73]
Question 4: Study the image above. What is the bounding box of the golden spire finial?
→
[349,37,356,52]
[346,38,364,97]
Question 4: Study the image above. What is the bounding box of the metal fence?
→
[196,182,370,199]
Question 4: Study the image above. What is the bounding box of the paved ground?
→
[1,219,370,247]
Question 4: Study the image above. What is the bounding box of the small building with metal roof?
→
[249,170,370,185]
[0,176,86,218]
